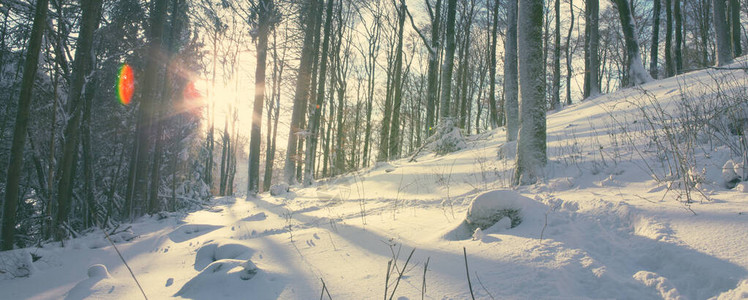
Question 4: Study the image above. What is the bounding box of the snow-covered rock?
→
[194,241,253,271]
[0,250,36,278]
[722,160,742,189]
[466,190,530,230]
[269,183,289,196]
[86,264,110,278]
[175,259,259,297]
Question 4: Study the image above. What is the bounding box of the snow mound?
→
[87,264,110,278]
[65,264,123,300]
[175,259,259,297]
[633,271,683,300]
[445,190,547,240]
[0,249,36,278]
[722,160,743,189]
[194,240,253,271]
[269,183,289,196]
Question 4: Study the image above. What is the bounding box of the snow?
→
[3,58,748,299]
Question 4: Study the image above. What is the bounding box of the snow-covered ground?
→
[3,61,748,299]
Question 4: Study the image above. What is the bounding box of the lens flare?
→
[118,64,134,105]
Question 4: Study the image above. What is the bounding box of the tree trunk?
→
[304,0,335,186]
[650,0,661,78]
[388,2,407,160]
[714,0,734,65]
[552,0,561,110]
[584,0,600,98]
[424,0,442,138]
[730,0,742,56]
[674,0,683,73]
[504,0,519,141]
[126,0,169,218]
[439,0,457,124]
[514,0,546,186]
[665,0,674,76]
[283,0,319,185]
[248,0,273,195]
[1,0,48,250]
[613,0,653,86]
[488,0,500,128]
[565,0,574,105]
[54,0,103,240]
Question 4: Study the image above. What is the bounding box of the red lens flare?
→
[118,64,134,105]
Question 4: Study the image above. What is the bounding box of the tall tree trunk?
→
[730,0,742,56]
[514,0,546,186]
[488,0,500,127]
[613,0,653,86]
[714,0,734,65]
[674,0,683,73]
[150,0,183,210]
[126,0,169,218]
[388,2,407,160]
[304,0,335,186]
[439,0,457,124]
[650,0,661,78]
[665,0,674,76]
[248,0,273,195]
[1,0,49,249]
[584,0,600,98]
[424,0,442,138]
[283,0,319,185]
[565,0,574,105]
[504,0,519,141]
[54,0,103,240]
[552,0,561,110]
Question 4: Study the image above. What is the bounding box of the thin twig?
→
[388,247,416,300]
[421,257,430,300]
[474,272,495,300]
[463,247,475,300]
[320,278,333,300]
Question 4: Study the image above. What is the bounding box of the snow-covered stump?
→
[446,190,545,240]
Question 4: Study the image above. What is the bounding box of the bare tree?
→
[650,0,661,78]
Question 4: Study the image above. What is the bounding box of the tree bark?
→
[665,0,674,76]
[552,0,561,110]
[674,0,683,73]
[388,1,407,160]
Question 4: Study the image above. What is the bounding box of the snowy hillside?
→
[2,61,748,299]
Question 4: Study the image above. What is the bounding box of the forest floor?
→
[3,60,748,299]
